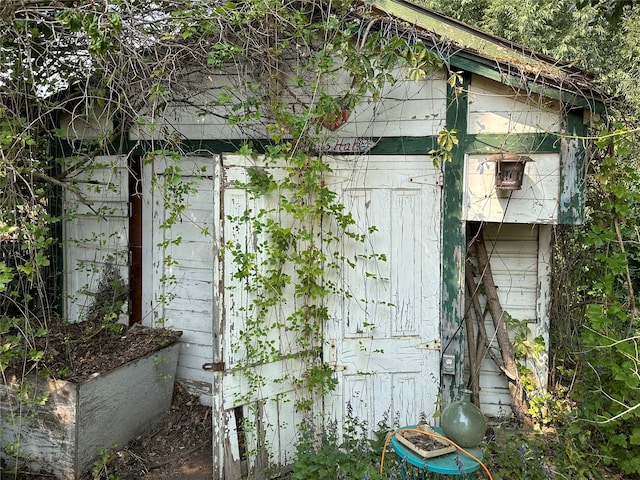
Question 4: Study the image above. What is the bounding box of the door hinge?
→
[202,362,226,372]
[329,364,347,372]
[327,338,346,371]
[419,340,441,350]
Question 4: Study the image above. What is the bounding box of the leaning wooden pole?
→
[464,265,491,372]
[471,224,528,422]
[464,262,495,406]
[463,292,480,405]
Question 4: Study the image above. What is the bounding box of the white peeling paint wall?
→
[463,74,560,416]
[63,155,130,325]
[129,68,450,407]
[467,75,562,135]
[468,223,552,418]
[129,67,448,142]
[464,152,562,224]
[464,74,565,225]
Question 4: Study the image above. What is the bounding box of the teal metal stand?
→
[391,426,483,479]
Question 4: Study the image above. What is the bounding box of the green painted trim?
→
[56,133,562,158]
[171,137,440,155]
[139,137,440,156]
[441,72,471,395]
[368,136,437,154]
[558,110,587,224]
[56,137,443,157]
[450,57,605,113]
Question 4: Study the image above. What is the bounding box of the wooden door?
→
[141,152,442,478]
[323,155,443,429]
[142,155,218,398]
[215,153,442,477]
[217,154,305,479]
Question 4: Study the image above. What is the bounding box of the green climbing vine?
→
[216,3,442,412]
[225,152,375,409]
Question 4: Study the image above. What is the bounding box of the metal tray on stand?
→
[394,424,456,459]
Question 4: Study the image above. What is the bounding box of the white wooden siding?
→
[142,156,218,401]
[63,155,129,324]
[468,223,552,417]
[463,153,561,223]
[129,68,448,141]
[322,70,447,138]
[468,75,562,135]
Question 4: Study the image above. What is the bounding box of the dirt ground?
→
[82,382,214,480]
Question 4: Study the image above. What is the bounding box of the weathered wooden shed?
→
[55,0,605,478]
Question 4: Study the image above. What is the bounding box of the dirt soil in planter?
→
[30,320,183,382]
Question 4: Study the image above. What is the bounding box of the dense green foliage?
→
[421,0,640,111]
[565,128,640,475]
[291,405,399,480]
[424,0,640,476]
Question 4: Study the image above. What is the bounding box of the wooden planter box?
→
[0,342,180,479]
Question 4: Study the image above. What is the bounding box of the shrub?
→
[291,404,400,480]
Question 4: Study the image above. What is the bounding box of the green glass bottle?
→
[441,388,487,448]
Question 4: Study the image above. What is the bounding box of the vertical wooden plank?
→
[441,72,471,402]
[533,225,552,394]
[128,155,143,325]
[212,155,228,480]
[141,156,156,327]
[340,187,391,339]
[559,109,587,224]
[222,409,244,480]
[276,396,298,467]
[344,374,375,423]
